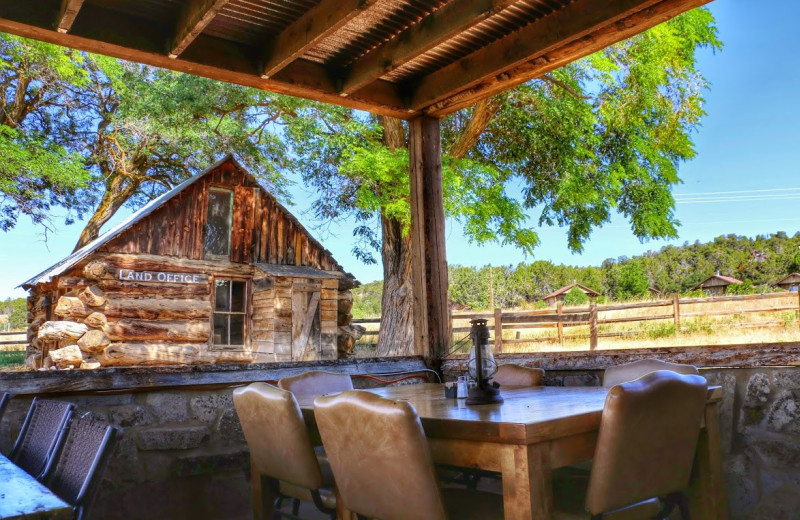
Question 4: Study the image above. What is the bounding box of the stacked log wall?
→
[28,254,258,369]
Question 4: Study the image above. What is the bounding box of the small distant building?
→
[690,274,743,297]
[776,273,800,292]
[542,283,600,306]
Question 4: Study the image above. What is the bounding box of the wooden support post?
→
[589,302,598,350]
[409,116,450,363]
[674,293,681,335]
[494,308,503,353]
[557,302,564,347]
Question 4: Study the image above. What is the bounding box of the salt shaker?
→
[456,375,468,399]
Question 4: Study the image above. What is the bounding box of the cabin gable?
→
[101,160,341,271]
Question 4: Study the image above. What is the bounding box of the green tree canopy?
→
[284,8,721,355]
[1,34,296,248]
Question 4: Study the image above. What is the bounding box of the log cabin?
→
[20,156,358,369]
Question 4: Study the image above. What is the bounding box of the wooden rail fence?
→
[354,291,800,351]
[0,331,26,346]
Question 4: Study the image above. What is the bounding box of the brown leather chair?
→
[580,370,708,519]
[603,359,699,388]
[314,390,503,520]
[491,364,544,386]
[233,383,335,519]
[277,370,353,397]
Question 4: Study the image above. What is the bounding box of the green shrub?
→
[564,287,589,306]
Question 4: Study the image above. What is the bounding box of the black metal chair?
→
[0,391,10,423]
[41,413,119,520]
[10,397,74,478]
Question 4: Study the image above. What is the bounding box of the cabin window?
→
[213,279,247,348]
[205,188,233,258]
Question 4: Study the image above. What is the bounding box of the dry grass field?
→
[356,291,800,355]
[0,330,27,370]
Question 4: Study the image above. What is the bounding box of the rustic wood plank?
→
[408,116,449,362]
[170,0,230,58]
[0,357,429,395]
[412,0,667,111]
[56,0,84,34]
[260,0,378,79]
[0,6,410,118]
[341,0,516,95]
[423,0,712,116]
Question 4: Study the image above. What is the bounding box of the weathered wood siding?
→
[101,160,344,271]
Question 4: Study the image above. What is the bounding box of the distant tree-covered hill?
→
[351,232,800,317]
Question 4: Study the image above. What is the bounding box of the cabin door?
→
[291,279,322,361]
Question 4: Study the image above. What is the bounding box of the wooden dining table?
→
[296,383,727,520]
[0,453,71,520]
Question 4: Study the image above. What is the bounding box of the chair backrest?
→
[603,359,699,388]
[42,414,117,520]
[0,391,10,423]
[278,370,354,397]
[491,364,544,387]
[314,391,447,520]
[232,382,322,490]
[586,370,708,516]
[10,398,74,478]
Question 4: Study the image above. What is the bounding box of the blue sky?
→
[2,0,799,299]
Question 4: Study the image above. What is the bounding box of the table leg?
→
[251,471,277,520]
[500,443,553,520]
[335,487,357,520]
[690,402,728,520]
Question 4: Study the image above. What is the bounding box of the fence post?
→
[494,308,503,353]
[673,294,681,335]
[589,302,598,350]
[557,302,564,347]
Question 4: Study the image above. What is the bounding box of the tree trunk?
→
[376,115,416,356]
[376,213,415,356]
[74,170,141,251]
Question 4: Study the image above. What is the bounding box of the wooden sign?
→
[115,269,208,284]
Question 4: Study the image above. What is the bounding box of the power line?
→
[676,194,800,204]
[674,187,800,198]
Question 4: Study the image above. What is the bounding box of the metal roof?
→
[0,0,712,119]
[20,155,350,287]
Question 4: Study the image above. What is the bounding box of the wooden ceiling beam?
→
[261,0,379,79]
[340,0,517,96]
[169,0,231,58]
[0,2,411,119]
[410,0,703,112]
[424,0,712,116]
[56,0,85,34]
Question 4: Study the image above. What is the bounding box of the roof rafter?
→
[169,0,231,59]
[0,1,410,118]
[412,0,710,114]
[261,0,379,79]
[340,0,518,96]
[56,0,85,34]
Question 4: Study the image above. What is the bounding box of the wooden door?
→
[291,279,322,361]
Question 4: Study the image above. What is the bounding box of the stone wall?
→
[0,357,428,520]
[0,388,251,520]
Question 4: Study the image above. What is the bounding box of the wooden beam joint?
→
[170,0,230,59]
[56,0,85,34]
